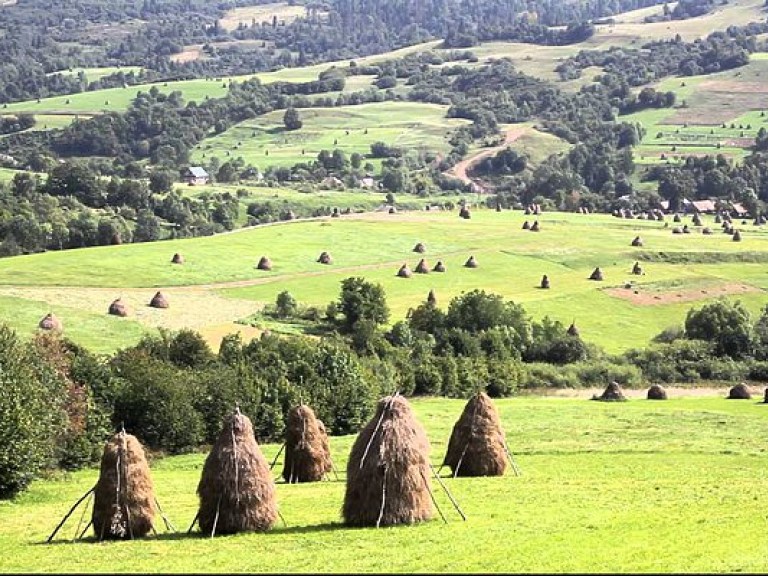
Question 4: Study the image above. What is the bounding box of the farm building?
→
[185,166,209,186]
[730,202,749,217]
[690,199,717,214]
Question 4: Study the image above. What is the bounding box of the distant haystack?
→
[714,213,722,223]
[733,229,742,242]
[672,226,683,234]
[459,206,471,219]
[317,251,333,265]
[540,274,550,289]
[171,253,184,264]
[415,258,430,274]
[682,225,691,234]
[566,322,579,336]
[149,291,169,309]
[631,262,643,276]
[464,255,478,268]
[389,206,397,214]
[39,313,62,331]
[196,409,277,535]
[92,431,156,540]
[702,227,713,235]
[530,220,540,232]
[427,289,437,305]
[591,381,627,402]
[397,263,412,278]
[283,405,333,483]
[646,384,667,400]
[331,207,340,218]
[413,242,426,254]
[673,213,681,223]
[727,382,751,400]
[257,256,272,271]
[433,261,446,273]
[522,220,531,230]
[343,395,432,527]
[692,213,702,226]
[108,298,128,317]
[588,267,603,281]
[631,236,643,247]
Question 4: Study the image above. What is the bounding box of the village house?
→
[185,166,210,185]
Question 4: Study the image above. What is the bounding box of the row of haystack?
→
[397,256,474,277]
[38,292,170,328]
[592,381,768,402]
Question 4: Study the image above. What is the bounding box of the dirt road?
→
[445,127,527,192]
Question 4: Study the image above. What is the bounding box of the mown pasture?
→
[1,209,768,354]
[1,395,767,572]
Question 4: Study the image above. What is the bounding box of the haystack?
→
[522,220,531,230]
[342,395,432,527]
[433,260,446,273]
[415,258,430,274]
[496,203,502,212]
[566,322,579,336]
[389,206,397,214]
[673,213,681,223]
[530,220,540,232]
[631,236,643,247]
[285,210,296,220]
[464,255,478,268]
[257,256,272,271]
[682,225,690,234]
[283,405,332,483]
[413,242,426,253]
[331,208,340,218]
[108,298,128,317]
[149,291,169,309]
[196,409,277,535]
[459,206,471,219]
[727,383,751,400]
[692,213,702,226]
[702,227,713,235]
[646,384,667,400]
[714,213,722,223]
[588,267,603,281]
[733,229,742,242]
[631,262,643,275]
[397,263,412,278]
[540,274,550,289]
[317,251,333,265]
[39,313,62,331]
[656,212,665,222]
[92,431,156,540]
[427,289,437,305]
[763,388,768,404]
[592,381,627,402]
[171,253,184,264]
[442,392,507,477]
[672,226,683,234]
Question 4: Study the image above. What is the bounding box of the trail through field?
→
[445,127,527,192]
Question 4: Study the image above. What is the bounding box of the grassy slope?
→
[2,395,768,572]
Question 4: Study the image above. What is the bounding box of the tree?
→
[685,300,753,359]
[149,169,175,194]
[275,291,298,318]
[338,277,389,333]
[283,107,303,131]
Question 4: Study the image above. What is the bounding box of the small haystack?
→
[631,262,643,276]
[682,225,690,234]
[283,405,333,484]
[530,220,540,232]
[540,274,550,289]
[702,227,713,235]
[592,381,627,402]
[646,384,668,400]
[672,226,683,234]
[39,313,62,331]
[108,298,128,317]
[464,255,478,268]
[413,242,426,254]
[496,203,502,212]
[673,213,681,223]
[522,220,531,230]
[331,208,340,218]
[631,236,643,247]
[343,395,433,527]
[427,289,437,305]
[442,392,507,477]
[656,212,665,222]
[714,213,722,223]
[317,251,333,265]
[149,291,169,309]
[566,322,579,336]
[459,206,471,219]
[92,431,156,540]
[415,258,430,274]
[692,213,702,226]
[589,267,603,281]
[727,383,751,400]
[196,409,277,535]
[433,261,446,273]
[171,253,184,264]
[257,256,272,271]
[733,229,742,242]
[397,263,413,278]
[389,206,397,214]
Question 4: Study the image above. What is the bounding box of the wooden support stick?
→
[154,497,176,532]
[429,463,466,521]
[46,487,95,544]
[186,510,200,535]
[269,443,286,471]
[422,471,447,524]
[210,494,222,538]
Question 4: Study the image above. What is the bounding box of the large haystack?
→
[257,256,272,271]
[631,236,643,247]
[540,274,550,289]
[108,298,128,317]
[727,383,751,400]
[589,267,603,281]
[646,384,668,400]
[464,255,478,268]
[149,291,169,309]
[92,431,156,540]
[39,312,62,331]
[413,242,426,254]
[171,253,184,264]
[433,260,446,273]
[415,258,430,274]
[196,409,277,535]
[283,405,332,483]
[592,381,627,402]
[397,263,412,278]
[343,395,432,527]
[442,392,507,477]
[317,251,333,265]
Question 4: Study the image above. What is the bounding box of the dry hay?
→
[433,260,446,273]
[92,431,156,540]
[692,213,703,226]
[171,253,184,264]
[673,214,681,223]
[257,256,273,271]
[317,251,333,265]
[646,384,668,400]
[38,312,62,331]
[631,262,643,276]
[540,274,550,289]
[464,255,478,268]
[727,382,752,400]
[567,322,580,336]
[108,298,128,317]
[459,206,471,219]
[427,289,437,305]
[702,227,713,235]
[530,220,540,232]
[672,226,683,234]
[415,258,430,274]
[522,220,531,230]
[631,236,643,247]
[682,225,691,234]
[283,405,332,484]
[588,267,603,281]
[197,409,277,535]
[397,263,413,278]
[591,381,627,402]
[442,392,507,477]
[413,242,426,253]
[342,395,432,527]
[733,229,742,242]
[149,291,169,309]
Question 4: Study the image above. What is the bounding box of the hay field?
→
[2,395,768,572]
[219,3,311,31]
[191,102,469,169]
[2,209,768,354]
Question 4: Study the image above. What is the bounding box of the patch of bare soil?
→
[604,282,761,306]
[170,47,203,63]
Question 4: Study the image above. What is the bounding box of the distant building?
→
[690,199,717,214]
[730,202,749,217]
[185,166,209,185]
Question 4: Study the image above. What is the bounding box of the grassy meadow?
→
[2,395,768,572]
[1,209,768,354]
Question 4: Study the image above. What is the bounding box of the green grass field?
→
[191,102,470,169]
[1,210,768,354]
[2,394,768,572]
